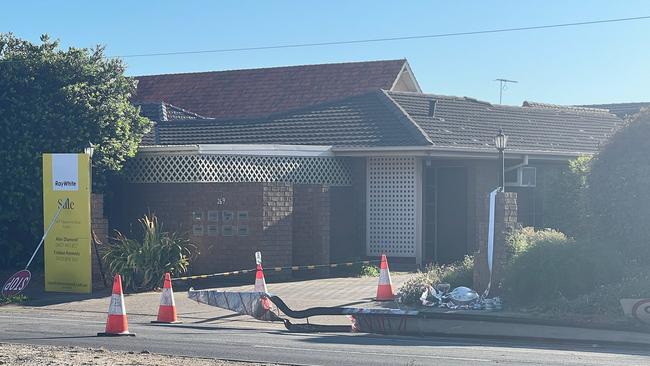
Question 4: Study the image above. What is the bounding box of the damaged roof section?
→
[136,102,210,145]
[135,101,209,122]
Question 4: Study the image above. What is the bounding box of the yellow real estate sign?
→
[42,153,92,293]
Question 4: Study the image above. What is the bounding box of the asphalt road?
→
[2,307,650,366]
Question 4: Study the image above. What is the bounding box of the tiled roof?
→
[388,91,622,154]
[522,101,609,114]
[146,90,622,155]
[152,91,430,147]
[133,59,408,119]
[135,102,208,122]
[576,102,650,119]
[135,102,209,145]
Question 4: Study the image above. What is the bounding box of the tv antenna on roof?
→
[495,78,518,104]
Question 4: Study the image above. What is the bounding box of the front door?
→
[423,166,468,264]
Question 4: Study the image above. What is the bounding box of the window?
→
[521,167,537,187]
[505,166,537,187]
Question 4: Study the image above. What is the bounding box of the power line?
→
[112,15,650,58]
[1,15,648,64]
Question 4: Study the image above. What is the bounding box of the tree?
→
[539,155,592,239]
[589,109,650,261]
[0,33,151,269]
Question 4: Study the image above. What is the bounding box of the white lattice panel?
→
[124,154,351,186]
[367,157,419,257]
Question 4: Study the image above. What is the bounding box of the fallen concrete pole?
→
[187,289,650,347]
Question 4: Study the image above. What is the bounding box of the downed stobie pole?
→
[189,289,639,338]
[187,288,419,332]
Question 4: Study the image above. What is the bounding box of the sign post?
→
[42,153,92,293]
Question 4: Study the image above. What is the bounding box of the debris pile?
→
[416,285,502,311]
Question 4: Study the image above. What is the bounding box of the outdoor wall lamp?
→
[494,128,508,191]
[84,142,95,158]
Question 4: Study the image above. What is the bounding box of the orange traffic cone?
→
[151,273,181,324]
[376,254,395,301]
[254,263,268,292]
[98,274,135,336]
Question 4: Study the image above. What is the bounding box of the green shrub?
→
[359,264,380,277]
[538,156,592,239]
[506,227,568,259]
[440,255,474,288]
[102,214,197,291]
[536,265,650,319]
[397,267,441,305]
[589,109,650,261]
[397,256,474,305]
[503,236,624,306]
[0,294,28,305]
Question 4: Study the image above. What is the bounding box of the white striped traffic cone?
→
[151,273,181,324]
[254,263,268,292]
[376,254,395,301]
[98,274,135,336]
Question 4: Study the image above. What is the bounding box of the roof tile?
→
[390,91,622,154]
[133,59,407,119]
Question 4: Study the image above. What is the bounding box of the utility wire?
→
[112,15,650,58]
[1,15,648,64]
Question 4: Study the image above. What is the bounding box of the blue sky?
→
[3,1,649,105]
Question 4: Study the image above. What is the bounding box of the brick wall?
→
[108,158,368,279]
[261,182,293,271]
[473,191,518,295]
[111,182,271,275]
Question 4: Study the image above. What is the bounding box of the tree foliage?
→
[539,155,592,238]
[589,109,650,261]
[0,33,151,269]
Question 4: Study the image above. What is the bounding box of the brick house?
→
[110,60,622,275]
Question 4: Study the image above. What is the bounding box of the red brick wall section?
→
[110,182,271,275]
[473,192,518,295]
[292,185,330,269]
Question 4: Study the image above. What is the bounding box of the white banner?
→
[484,188,499,297]
[487,189,498,273]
